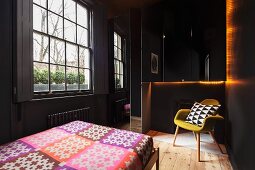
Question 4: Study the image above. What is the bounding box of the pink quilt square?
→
[65,143,130,170]
[41,135,93,162]
[20,129,70,148]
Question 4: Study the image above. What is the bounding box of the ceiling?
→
[98,0,163,17]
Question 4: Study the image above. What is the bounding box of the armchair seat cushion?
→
[174,119,202,132]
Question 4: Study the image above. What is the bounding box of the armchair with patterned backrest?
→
[173,99,224,161]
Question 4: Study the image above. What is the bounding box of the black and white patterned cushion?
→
[185,102,221,126]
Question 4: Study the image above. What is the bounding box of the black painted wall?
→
[130,9,142,117]
[142,3,163,82]
[226,0,255,169]
[0,0,13,144]
[163,0,226,81]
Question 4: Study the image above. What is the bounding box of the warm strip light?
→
[226,0,236,83]
[153,81,225,85]
[199,81,225,85]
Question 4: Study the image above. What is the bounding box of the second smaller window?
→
[114,32,125,89]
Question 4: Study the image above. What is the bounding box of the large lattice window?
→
[33,0,92,93]
[114,32,125,89]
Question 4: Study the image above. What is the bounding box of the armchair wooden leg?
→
[173,126,179,146]
[197,133,200,162]
[193,131,197,141]
[209,131,224,154]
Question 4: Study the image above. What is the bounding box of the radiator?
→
[48,107,91,128]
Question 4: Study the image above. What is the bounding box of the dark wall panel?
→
[142,82,151,133]
[0,0,13,144]
[226,0,255,169]
[151,83,225,143]
[94,4,109,94]
[163,0,226,81]
[130,9,142,117]
[13,0,33,102]
[142,3,163,82]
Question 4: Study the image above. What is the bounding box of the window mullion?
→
[47,1,51,93]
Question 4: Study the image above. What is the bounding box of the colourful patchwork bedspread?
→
[0,121,153,170]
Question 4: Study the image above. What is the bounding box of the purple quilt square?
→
[57,121,91,134]
[100,129,143,149]
[0,140,34,164]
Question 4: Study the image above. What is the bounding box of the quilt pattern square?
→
[41,135,93,162]
[78,124,112,141]
[101,129,142,149]
[0,140,34,163]
[20,129,70,148]
[65,143,130,170]
[57,121,91,134]
[135,136,154,165]
[117,151,142,170]
[0,151,58,170]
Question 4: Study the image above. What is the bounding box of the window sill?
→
[32,91,94,101]
[115,88,127,93]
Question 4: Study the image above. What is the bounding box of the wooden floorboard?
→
[147,130,233,170]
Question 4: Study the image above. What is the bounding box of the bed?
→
[0,121,159,170]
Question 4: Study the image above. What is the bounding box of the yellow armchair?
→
[173,99,224,161]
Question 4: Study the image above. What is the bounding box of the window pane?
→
[48,12,63,38]
[85,69,90,90]
[114,60,119,74]
[118,35,121,48]
[118,49,122,60]
[51,65,65,91]
[114,33,117,46]
[80,69,90,90]
[33,33,49,62]
[77,4,88,28]
[64,19,76,42]
[115,74,121,89]
[114,74,117,89]
[48,0,63,15]
[79,47,90,68]
[33,0,47,8]
[64,0,76,22]
[77,26,88,46]
[50,38,65,65]
[67,67,79,90]
[66,43,78,67]
[114,46,117,59]
[34,62,49,92]
[119,75,124,88]
[33,5,47,33]
[120,62,123,74]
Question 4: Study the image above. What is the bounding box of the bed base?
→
[144,147,159,170]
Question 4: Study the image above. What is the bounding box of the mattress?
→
[0,121,153,170]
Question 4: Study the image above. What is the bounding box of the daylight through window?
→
[33,0,91,93]
[114,32,125,89]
